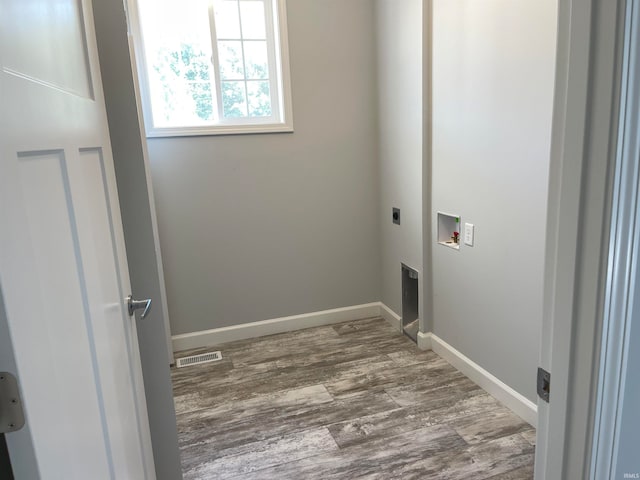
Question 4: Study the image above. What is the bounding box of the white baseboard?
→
[172,302,537,427]
[172,302,381,352]
[417,331,432,350]
[417,332,537,427]
[379,303,401,331]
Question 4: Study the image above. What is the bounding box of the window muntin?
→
[130,0,292,136]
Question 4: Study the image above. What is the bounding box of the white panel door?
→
[0,0,155,479]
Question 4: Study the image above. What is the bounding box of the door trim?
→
[590,0,640,477]
[535,0,627,478]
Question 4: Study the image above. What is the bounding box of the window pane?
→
[239,1,266,39]
[134,0,292,133]
[138,0,214,126]
[243,41,268,79]
[247,81,272,117]
[222,81,248,117]
[150,49,215,126]
[189,81,215,121]
[213,0,241,39]
[218,41,245,80]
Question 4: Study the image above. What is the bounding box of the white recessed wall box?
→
[437,212,461,250]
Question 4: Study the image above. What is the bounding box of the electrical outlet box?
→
[392,207,401,225]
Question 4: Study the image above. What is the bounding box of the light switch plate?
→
[464,223,474,246]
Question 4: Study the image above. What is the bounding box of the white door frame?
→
[590,0,640,477]
[535,0,628,478]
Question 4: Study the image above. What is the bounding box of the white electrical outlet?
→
[464,223,474,246]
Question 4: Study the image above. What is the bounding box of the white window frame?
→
[127,0,293,137]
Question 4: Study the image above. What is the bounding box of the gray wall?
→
[148,0,381,336]
[92,1,182,478]
[430,0,557,402]
[375,0,423,320]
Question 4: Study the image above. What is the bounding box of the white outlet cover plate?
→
[464,223,474,246]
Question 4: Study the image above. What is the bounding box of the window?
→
[129,0,293,137]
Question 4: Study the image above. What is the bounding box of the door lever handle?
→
[127,295,152,319]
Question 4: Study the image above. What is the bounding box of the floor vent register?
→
[176,351,223,368]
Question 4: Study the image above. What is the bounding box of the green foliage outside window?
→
[153,42,272,122]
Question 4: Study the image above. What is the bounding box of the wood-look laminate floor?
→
[172,317,535,480]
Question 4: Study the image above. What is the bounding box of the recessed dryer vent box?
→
[437,212,461,250]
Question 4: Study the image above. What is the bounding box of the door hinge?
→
[537,367,551,403]
[0,372,25,433]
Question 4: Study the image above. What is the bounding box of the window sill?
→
[145,122,294,138]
